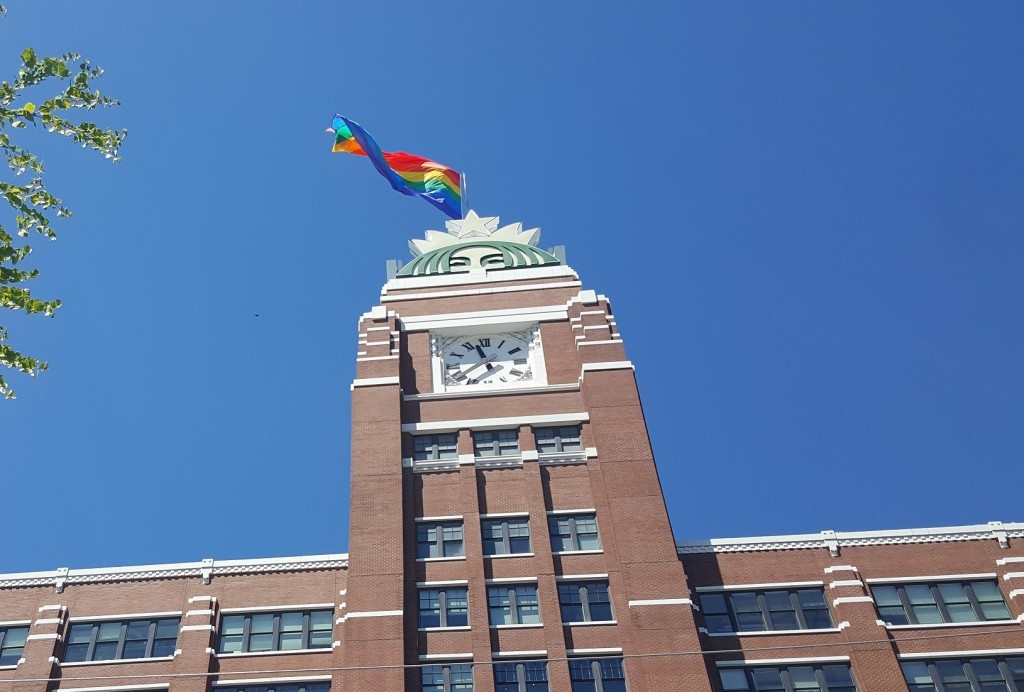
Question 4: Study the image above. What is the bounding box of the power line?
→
[5,625,1024,684]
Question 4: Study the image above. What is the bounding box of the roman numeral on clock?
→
[478,338,491,347]
[508,347,522,355]
[462,342,474,351]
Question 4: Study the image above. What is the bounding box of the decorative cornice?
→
[678,521,1024,555]
[0,554,348,590]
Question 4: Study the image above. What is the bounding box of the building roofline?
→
[0,553,348,590]
[677,521,1024,554]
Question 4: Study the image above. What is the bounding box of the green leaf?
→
[20,47,35,66]
[23,102,34,114]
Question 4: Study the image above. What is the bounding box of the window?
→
[558,581,614,623]
[495,660,549,692]
[219,685,330,692]
[64,617,180,662]
[488,584,541,625]
[698,588,833,633]
[720,663,857,692]
[473,429,519,457]
[218,610,333,653]
[482,517,531,555]
[871,580,1012,626]
[414,433,458,461]
[423,662,474,691]
[534,425,583,453]
[419,587,469,628]
[549,513,601,552]
[902,657,1024,691]
[0,625,28,666]
[569,658,627,692]
[417,521,465,559]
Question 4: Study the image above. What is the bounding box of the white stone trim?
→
[832,596,874,606]
[416,556,468,563]
[382,280,582,304]
[344,609,403,619]
[68,611,182,622]
[864,573,997,584]
[555,573,609,581]
[717,655,851,667]
[350,376,400,389]
[34,617,63,625]
[418,652,474,660]
[580,361,634,375]
[628,598,693,607]
[213,676,332,686]
[706,628,842,637]
[485,577,538,584]
[997,557,1024,566]
[356,354,399,361]
[491,623,543,630]
[416,515,464,522]
[216,647,332,658]
[398,304,571,333]
[885,620,1019,630]
[0,619,31,627]
[37,604,65,612]
[26,633,61,641]
[566,647,623,655]
[553,549,604,556]
[404,382,579,402]
[57,685,169,692]
[678,522,1024,554]
[402,412,589,433]
[179,624,216,632]
[418,625,472,632]
[577,339,623,347]
[899,647,1024,659]
[60,656,174,667]
[184,609,214,618]
[547,508,598,515]
[385,264,578,292]
[522,450,539,461]
[220,603,335,614]
[485,552,535,560]
[0,554,348,589]
[187,595,216,604]
[694,581,824,592]
[417,580,469,587]
[1006,572,1024,581]
[828,580,864,589]
[479,511,529,519]
[823,565,859,574]
[492,649,548,658]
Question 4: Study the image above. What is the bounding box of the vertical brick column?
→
[572,290,712,691]
[824,564,905,689]
[8,603,64,690]
[169,594,218,692]
[339,306,406,689]
[461,458,495,692]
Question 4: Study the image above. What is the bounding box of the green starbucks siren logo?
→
[397,211,561,277]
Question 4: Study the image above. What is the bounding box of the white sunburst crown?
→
[408,210,541,258]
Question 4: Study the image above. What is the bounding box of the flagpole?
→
[461,172,469,218]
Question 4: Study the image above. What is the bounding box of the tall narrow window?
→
[870,580,1012,626]
[218,610,333,653]
[0,626,28,666]
[419,587,469,628]
[549,513,601,552]
[495,660,549,692]
[64,618,180,662]
[558,581,614,624]
[413,433,458,461]
[569,658,627,692]
[423,662,474,691]
[534,425,583,453]
[417,521,465,559]
[482,517,531,555]
[473,429,519,457]
[488,584,541,625]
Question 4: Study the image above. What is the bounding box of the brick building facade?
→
[2,213,1022,691]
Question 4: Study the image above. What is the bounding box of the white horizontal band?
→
[717,655,850,667]
[351,376,400,389]
[68,611,182,622]
[628,598,693,607]
[402,412,588,433]
[220,603,334,614]
[865,573,997,584]
[345,609,403,619]
[694,581,823,592]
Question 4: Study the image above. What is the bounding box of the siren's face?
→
[447,246,507,273]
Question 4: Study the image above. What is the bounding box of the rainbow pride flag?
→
[329,115,463,219]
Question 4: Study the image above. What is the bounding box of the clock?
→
[432,328,544,391]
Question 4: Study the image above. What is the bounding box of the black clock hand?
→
[475,345,486,358]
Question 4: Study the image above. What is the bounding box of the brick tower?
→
[339,212,712,691]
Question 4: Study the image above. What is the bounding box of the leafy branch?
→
[0,30,126,398]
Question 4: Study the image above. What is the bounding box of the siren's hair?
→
[398,241,560,277]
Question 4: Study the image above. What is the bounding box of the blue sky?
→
[2,2,1022,572]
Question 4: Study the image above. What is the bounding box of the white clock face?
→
[438,331,534,387]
